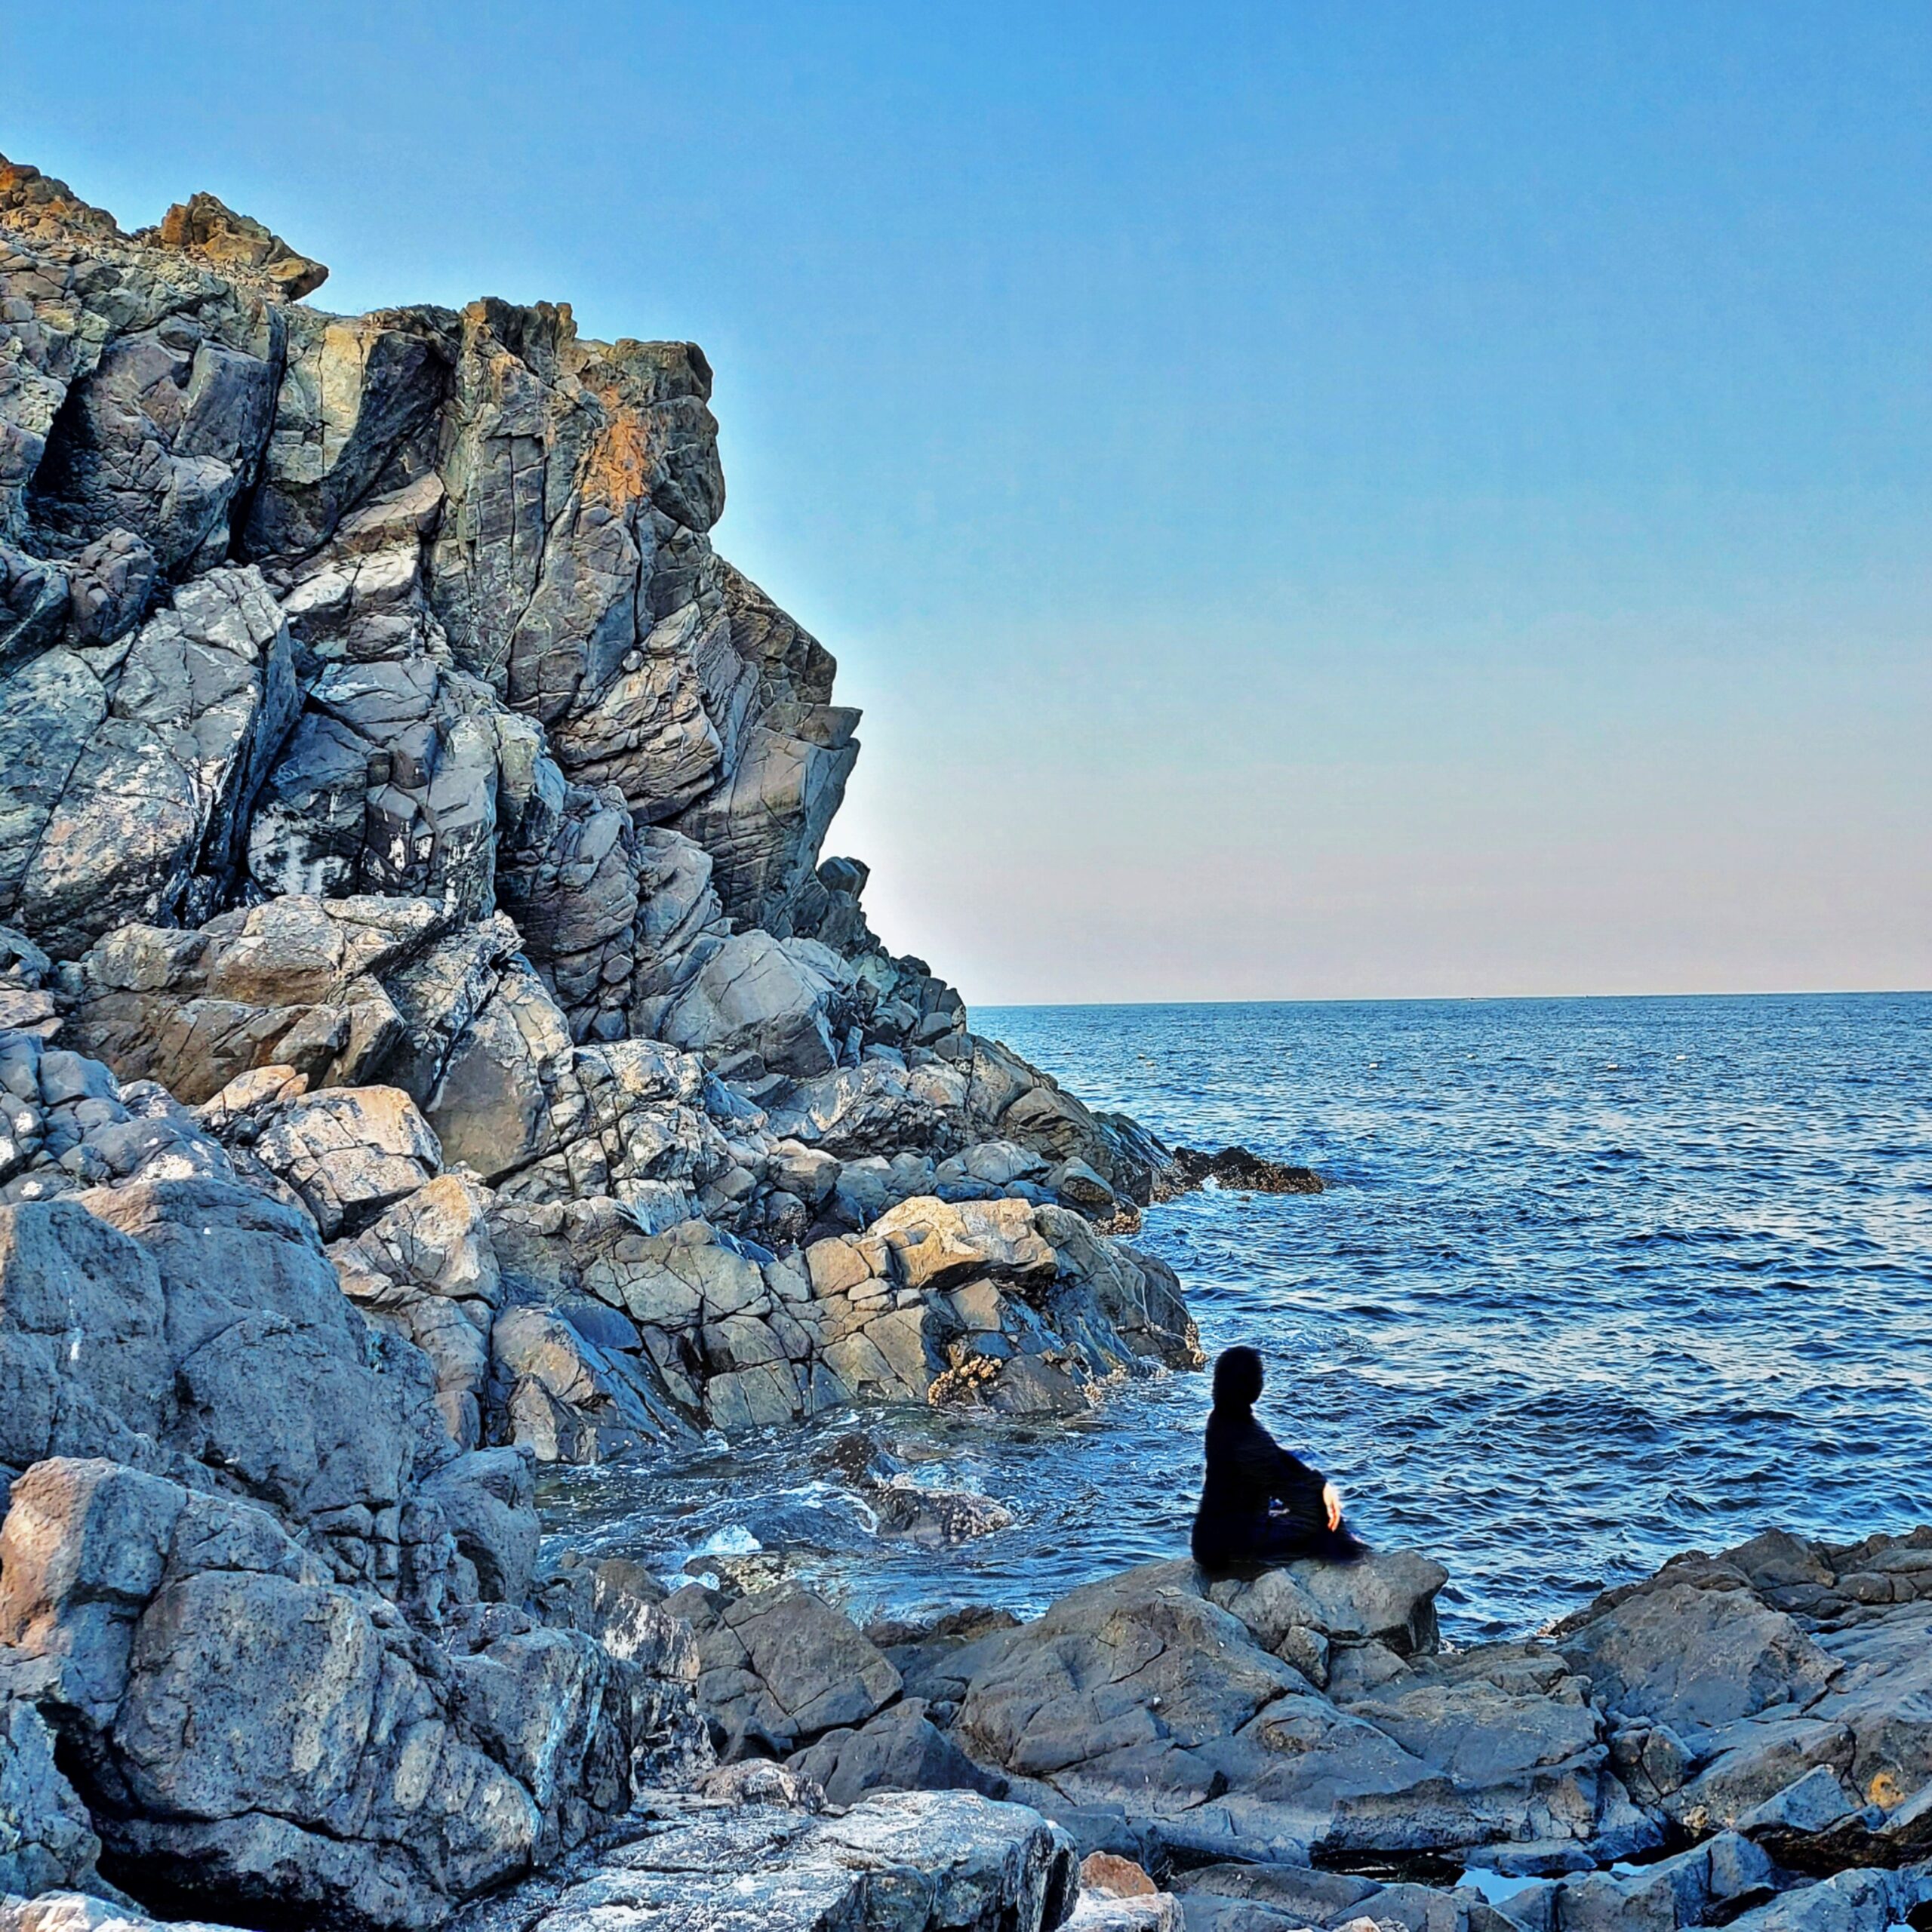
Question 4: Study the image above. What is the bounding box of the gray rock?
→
[0,1068,464,1592]
[673,1580,903,1756]
[0,1894,242,1932]
[444,1791,1077,1932]
[0,1699,108,1898]
[331,1173,503,1447]
[64,893,463,1103]
[488,1302,688,1464]
[1555,1574,1837,1743]
[1210,1550,1447,1658]
[1724,1866,1932,1932]
[657,928,846,1078]
[416,1447,540,1604]
[953,1558,1646,1866]
[5,569,297,958]
[1736,1765,1863,1838]
[251,1082,441,1235]
[0,1456,704,1930]
[786,1699,1010,1806]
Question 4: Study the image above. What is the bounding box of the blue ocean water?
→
[547,992,1932,1643]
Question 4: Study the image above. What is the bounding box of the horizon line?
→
[973,985,1932,1011]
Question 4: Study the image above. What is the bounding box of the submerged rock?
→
[1163,1146,1324,1196]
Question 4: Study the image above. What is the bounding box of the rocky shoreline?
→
[1,157,1927,1932]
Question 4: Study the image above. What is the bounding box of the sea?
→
[543,992,1932,1644]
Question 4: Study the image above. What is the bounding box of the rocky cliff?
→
[0,150,1222,1460]
[0,152,1205,1932]
[5,156,1926,1932]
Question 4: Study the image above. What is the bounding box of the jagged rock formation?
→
[0,154,1244,1932]
[0,149,1177,1221]
[0,1030,709,1927]
[0,152,1238,1471]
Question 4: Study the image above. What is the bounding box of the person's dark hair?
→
[1211,1345,1263,1411]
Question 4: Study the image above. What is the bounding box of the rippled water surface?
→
[546,994,1932,1642]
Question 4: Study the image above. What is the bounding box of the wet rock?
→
[1164,1146,1324,1196]
[865,1477,1017,1548]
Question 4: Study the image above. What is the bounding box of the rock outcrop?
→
[0,152,1330,1932]
[719,1529,1932,1932]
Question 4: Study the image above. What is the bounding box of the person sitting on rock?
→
[1190,1344,1367,1574]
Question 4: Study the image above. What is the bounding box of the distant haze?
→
[13,1,1926,1001]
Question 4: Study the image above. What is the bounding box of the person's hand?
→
[1323,1481,1343,1532]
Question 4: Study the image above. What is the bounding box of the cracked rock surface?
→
[0,152,1257,1932]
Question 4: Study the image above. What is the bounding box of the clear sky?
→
[9,2,1927,1002]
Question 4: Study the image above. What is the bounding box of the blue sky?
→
[10,1,1927,999]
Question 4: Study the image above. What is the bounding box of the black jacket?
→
[1190,1406,1327,1570]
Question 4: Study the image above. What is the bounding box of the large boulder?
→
[0,1457,702,1930]
[656,928,847,1078]
[786,1699,1010,1807]
[251,1083,441,1236]
[952,1557,1648,1868]
[439,1790,1077,1932]
[1555,1574,1838,1746]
